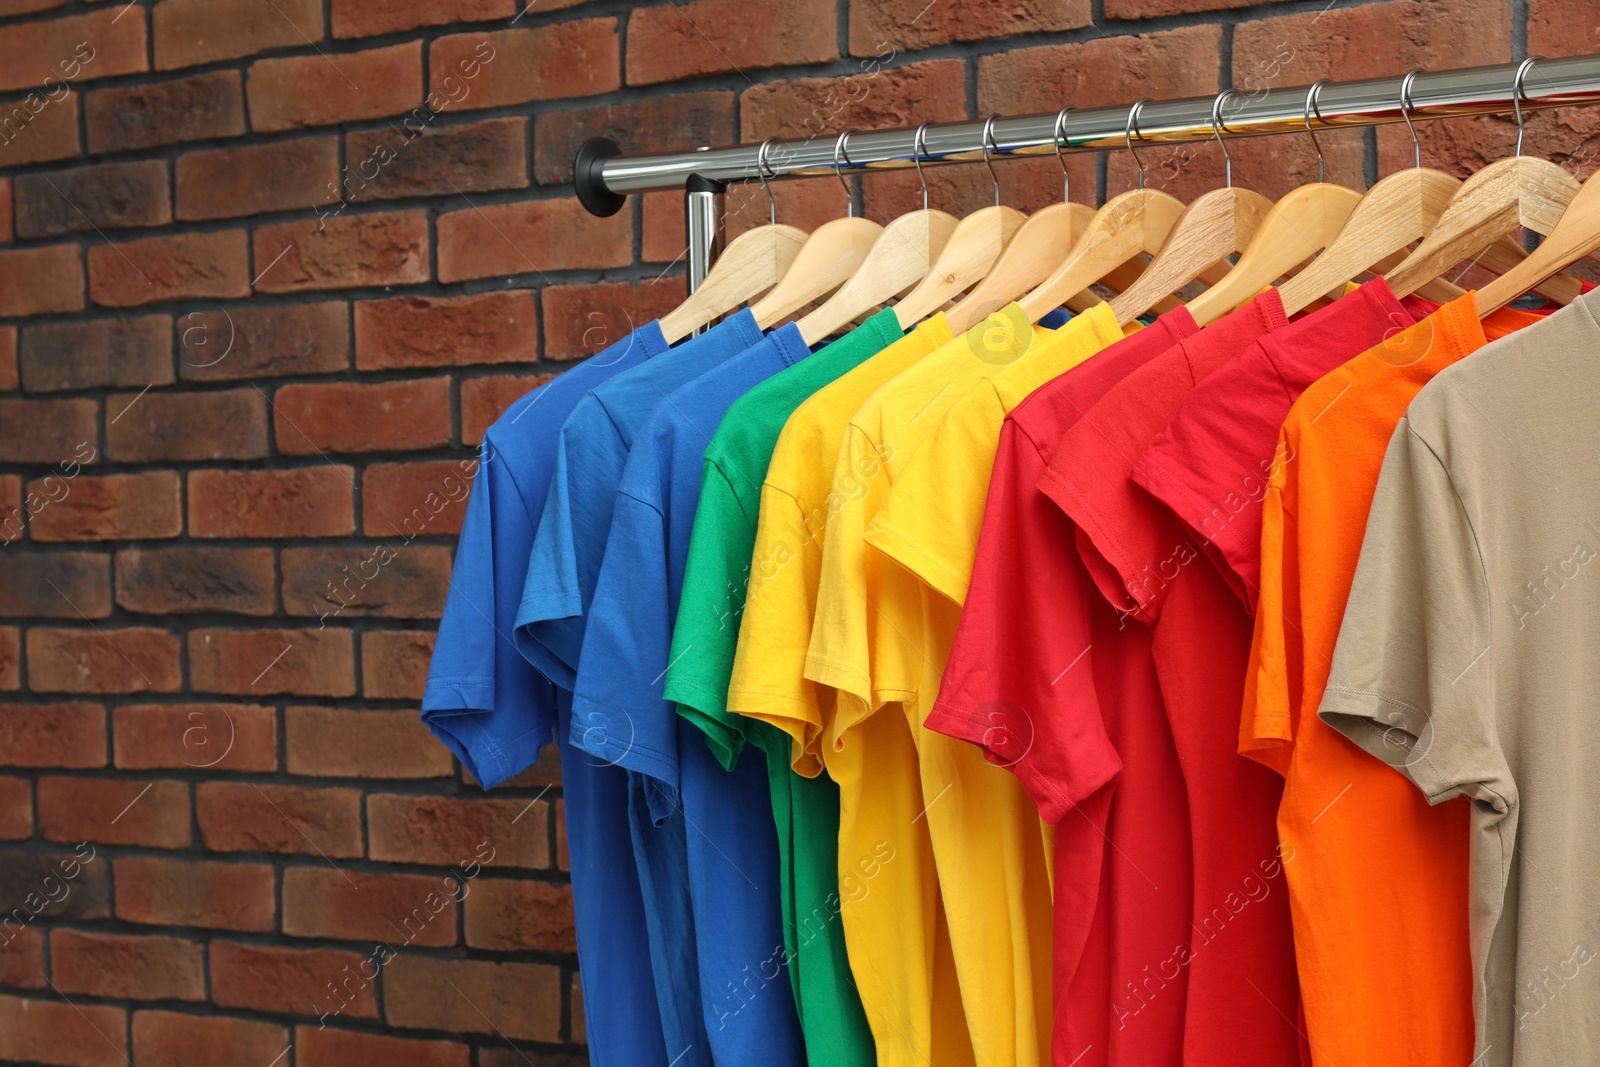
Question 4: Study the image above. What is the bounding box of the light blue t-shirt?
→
[420,322,668,1067]
[574,323,812,1067]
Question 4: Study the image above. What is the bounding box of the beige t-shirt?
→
[1320,287,1600,1067]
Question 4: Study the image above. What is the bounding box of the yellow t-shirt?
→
[805,303,1097,1067]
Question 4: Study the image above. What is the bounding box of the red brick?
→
[0,627,15,690]
[249,42,422,133]
[5,473,31,542]
[27,628,181,694]
[133,1011,289,1067]
[334,0,513,38]
[114,856,276,932]
[535,90,733,184]
[19,315,173,392]
[38,776,190,848]
[461,373,555,444]
[641,190,681,263]
[0,243,82,316]
[154,0,324,71]
[0,926,43,987]
[297,1026,470,1067]
[343,116,527,202]
[108,388,267,463]
[1106,0,1249,15]
[89,230,250,308]
[114,703,277,772]
[189,628,356,698]
[178,301,349,382]
[0,993,127,1067]
[741,58,966,143]
[364,461,475,540]
[0,847,109,919]
[284,866,459,946]
[0,702,105,767]
[86,71,245,153]
[852,0,1088,51]
[570,973,584,1043]
[630,0,833,84]
[177,137,339,220]
[0,398,96,465]
[1532,0,1600,57]
[30,471,183,543]
[541,277,687,361]
[384,956,560,1041]
[362,630,435,700]
[437,198,628,282]
[0,0,61,14]
[282,545,453,620]
[254,210,429,293]
[197,781,362,857]
[52,929,204,1001]
[0,327,14,390]
[464,878,575,952]
[0,777,31,840]
[116,547,276,617]
[355,291,535,370]
[211,940,377,1017]
[0,8,147,93]
[274,378,449,455]
[432,22,617,113]
[0,90,81,168]
[189,468,354,539]
[0,551,110,618]
[286,707,454,779]
[368,794,548,868]
[13,160,169,239]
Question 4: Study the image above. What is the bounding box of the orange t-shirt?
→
[1243,293,1550,1066]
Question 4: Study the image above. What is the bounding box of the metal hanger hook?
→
[1303,78,1329,183]
[1513,56,1540,157]
[1399,69,1422,169]
[756,137,778,226]
[980,115,1003,207]
[912,121,933,210]
[1125,98,1151,190]
[1053,106,1073,204]
[833,127,856,217]
[1211,89,1236,188]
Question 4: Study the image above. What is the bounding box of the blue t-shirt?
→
[574,323,812,1067]
[515,311,765,687]
[420,323,669,1067]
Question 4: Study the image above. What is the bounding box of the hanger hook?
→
[980,115,1003,207]
[1053,106,1073,204]
[1303,78,1329,183]
[912,121,933,211]
[833,127,856,217]
[1125,98,1150,190]
[1513,56,1539,157]
[1399,69,1422,169]
[756,137,778,226]
[1211,89,1235,188]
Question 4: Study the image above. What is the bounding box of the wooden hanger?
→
[798,122,959,345]
[1107,91,1273,325]
[659,140,807,343]
[749,130,885,329]
[946,107,1096,334]
[1474,164,1600,315]
[893,117,1026,328]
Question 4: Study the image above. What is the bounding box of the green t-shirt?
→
[666,308,902,1067]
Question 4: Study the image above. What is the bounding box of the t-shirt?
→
[421,323,670,1067]
[1044,280,1433,1066]
[1245,294,1549,1067]
[666,307,906,1067]
[515,311,763,687]
[572,323,813,1067]
[1319,288,1600,1067]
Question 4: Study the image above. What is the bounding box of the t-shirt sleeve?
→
[1318,419,1506,809]
[572,487,681,823]
[664,456,755,770]
[1239,424,1301,777]
[928,420,1122,823]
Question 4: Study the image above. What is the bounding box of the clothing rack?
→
[572,54,1600,294]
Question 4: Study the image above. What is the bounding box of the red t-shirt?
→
[1040,280,1435,1067]
[933,304,1210,1067]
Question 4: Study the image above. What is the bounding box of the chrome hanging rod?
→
[575,54,1600,215]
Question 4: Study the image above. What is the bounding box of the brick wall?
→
[0,0,1592,1064]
